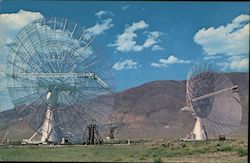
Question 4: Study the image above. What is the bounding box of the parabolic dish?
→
[186,63,242,136]
[5,17,115,142]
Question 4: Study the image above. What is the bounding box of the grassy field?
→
[0,139,248,162]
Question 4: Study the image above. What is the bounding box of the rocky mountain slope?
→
[0,72,248,141]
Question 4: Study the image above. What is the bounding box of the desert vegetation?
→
[0,138,247,162]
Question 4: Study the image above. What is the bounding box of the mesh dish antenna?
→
[182,63,242,140]
[5,17,115,144]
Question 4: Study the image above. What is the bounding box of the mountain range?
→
[0,72,248,141]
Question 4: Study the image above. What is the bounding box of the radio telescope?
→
[5,17,115,144]
[181,63,242,140]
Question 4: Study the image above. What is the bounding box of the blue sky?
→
[0,1,249,111]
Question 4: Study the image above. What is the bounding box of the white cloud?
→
[194,14,249,71]
[85,18,114,36]
[95,10,114,19]
[84,11,114,39]
[112,59,140,71]
[0,10,43,66]
[194,14,249,56]
[151,45,164,51]
[0,10,43,32]
[108,20,147,52]
[126,20,148,32]
[219,56,249,71]
[151,55,191,68]
[0,10,43,111]
[0,10,43,61]
[121,4,130,11]
[143,31,161,48]
[160,55,191,64]
[229,57,248,71]
[150,63,162,68]
[203,55,222,60]
[108,20,163,52]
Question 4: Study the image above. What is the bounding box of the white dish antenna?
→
[182,63,242,140]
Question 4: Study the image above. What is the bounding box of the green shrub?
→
[217,145,233,152]
[153,157,162,163]
[161,143,167,147]
[237,148,248,157]
[114,158,122,162]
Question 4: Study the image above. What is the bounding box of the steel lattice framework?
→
[5,17,115,143]
[185,63,242,138]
